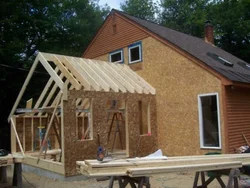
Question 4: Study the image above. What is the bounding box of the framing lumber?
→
[10,118,25,156]
[8,56,39,122]
[23,118,26,152]
[11,117,16,153]
[110,63,143,94]
[123,65,156,95]
[127,161,242,177]
[52,55,81,90]
[37,93,62,164]
[85,59,119,92]
[38,53,64,90]
[79,59,110,91]
[34,67,60,109]
[91,60,126,93]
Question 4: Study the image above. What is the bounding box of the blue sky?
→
[98,0,159,10]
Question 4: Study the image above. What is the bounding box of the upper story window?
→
[128,42,142,64]
[109,49,123,64]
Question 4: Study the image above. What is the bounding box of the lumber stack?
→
[76,154,250,177]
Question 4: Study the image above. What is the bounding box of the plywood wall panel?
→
[95,37,224,156]
[63,90,157,176]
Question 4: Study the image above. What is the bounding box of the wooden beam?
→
[110,63,143,94]
[11,117,17,153]
[95,60,135,93]
[38,52,64,90]
[78,58,110,91]
[52,55,82,90]
[85,59,119,92]
[10,118,25,156]
[23,118,26,152]
[123,65,156,95]
[67,57,101,91]
[91,60,127,93]
[8,56,39,122]
[34,67,60,109]
[127,161,242,177]
[37,93,62,164]
[26,99,33,109]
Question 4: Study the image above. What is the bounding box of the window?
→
[198,93,221,149]
[128,42,142,64]
[109,49,123,64]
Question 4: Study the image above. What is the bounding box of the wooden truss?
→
[8,52,156,172]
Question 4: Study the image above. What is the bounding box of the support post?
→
[12,163,22,188]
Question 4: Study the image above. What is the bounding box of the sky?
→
[98,0,159,10]
[99,0,123,10]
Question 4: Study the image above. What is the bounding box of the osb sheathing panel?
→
[63,90,157,176]
[94,36,225,156]
[225,86,250,153]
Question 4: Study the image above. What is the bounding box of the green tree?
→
[120,0,159,22]
[159,0,210,37]
[208,0,250,62]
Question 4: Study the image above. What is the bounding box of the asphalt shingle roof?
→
[114,10,250,84]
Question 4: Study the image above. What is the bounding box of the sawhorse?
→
[193,168,240,188]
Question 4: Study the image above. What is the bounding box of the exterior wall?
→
[83,13,149,59]
[92,37,225,156]
[224,86,250,153]
[63,90,157,176]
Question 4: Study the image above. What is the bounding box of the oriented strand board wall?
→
[224,86,250,153]
[94,36,225,156]
[83,13,149,59]
[63,90,157,176]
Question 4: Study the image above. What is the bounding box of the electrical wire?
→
[0,63,48,75]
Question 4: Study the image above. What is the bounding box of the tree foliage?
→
[160,0,209,37]
[120,0,159,22]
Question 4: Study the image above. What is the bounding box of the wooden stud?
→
[85,59,120,92]
[23,118,26,152]
[11,117,17,153]
[8,56,39,122]
[52,55,82,90]
[37,93,62,164]
[38,53,64,90]
[34,67,60,109]
[10,118,25,156]
[31,117,34,151]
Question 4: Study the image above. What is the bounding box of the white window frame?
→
[109,49,123,64]
[128,42,142,64]
[198,93,222,149]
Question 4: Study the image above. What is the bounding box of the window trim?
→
[198,93,222,149]
[128,41,142,64]
[109,49,124,64]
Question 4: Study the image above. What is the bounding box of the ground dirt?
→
[1,167,232,188]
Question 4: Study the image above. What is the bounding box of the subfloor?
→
[1,166,234,188]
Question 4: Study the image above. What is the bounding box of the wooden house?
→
[8,52,157,177]
[82,9,250,156]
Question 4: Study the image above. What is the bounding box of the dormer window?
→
[109,49,123,64]
[128,42,142,64]
[207,52,233,67]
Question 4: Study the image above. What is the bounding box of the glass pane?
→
[201,95,219,147]
[111,52,121,62]
[130,46,140,62]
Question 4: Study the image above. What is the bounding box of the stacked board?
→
[76,154,250,177]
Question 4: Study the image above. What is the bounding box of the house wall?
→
[224,86,250,153]
[90,36,225,156]
[63,90,157,176]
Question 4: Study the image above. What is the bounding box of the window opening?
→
[109,50,123,64]
[198,93,221,148]
[128,42,142,64]
[75,98,93,141]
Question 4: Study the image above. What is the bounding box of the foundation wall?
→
[93,36,225,156]
[63,90,157,176]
